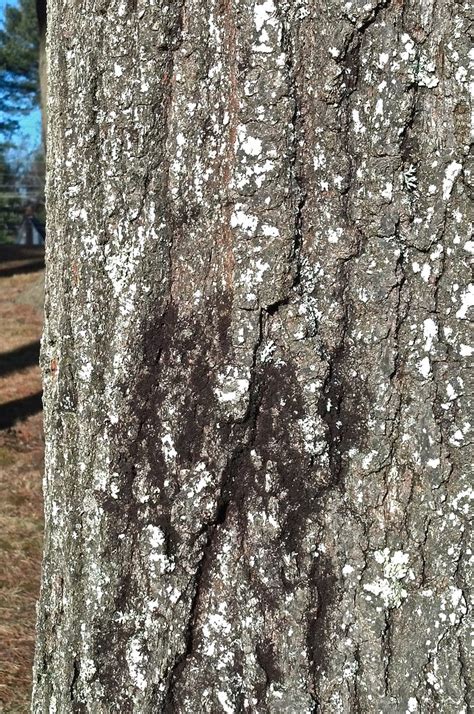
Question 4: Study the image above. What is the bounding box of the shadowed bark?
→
[34,0,472,712]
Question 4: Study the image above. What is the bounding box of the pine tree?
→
[0,0,39,137]
[0,146,21,242]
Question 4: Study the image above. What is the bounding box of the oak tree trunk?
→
[34,0,472,711]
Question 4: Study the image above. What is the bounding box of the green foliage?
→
[0,0,44,243]
[0,0,39,137]
[0,146,22,243]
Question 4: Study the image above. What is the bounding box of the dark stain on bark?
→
[93,284,349,706]
[256,638,283,687]
[307,554,339,683]
[318,327,370,487]
[94,294,233,704]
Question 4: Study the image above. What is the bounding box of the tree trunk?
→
[34,0,471,711]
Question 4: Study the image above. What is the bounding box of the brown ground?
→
[0,249,44,712]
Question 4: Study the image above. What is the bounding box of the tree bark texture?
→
[34,0,472,712]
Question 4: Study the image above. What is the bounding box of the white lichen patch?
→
[231,206,259,235]
[161,433,177,462]
[217,690,235,714]
[442,161,462,200]
[126,637,147,691]
[455,284,473,319]
[352,108,366,134]
[237,125,263,157]
[417,356,431,379]
[402,164,417,191]
[147,525,175,575]
[361,450,378,470]
[78,361,93,382]
[364,549,411,608]
[254,0,277,33]
[399,34,439,87]
[298,415,325,455]
[238,258,271,287]
[186,461,212,498]
[422,318,438,352]
[214,366,250,405]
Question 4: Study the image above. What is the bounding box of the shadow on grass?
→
[0,341,40,379]
[0,245,45,278]
[0,392,43,430]
[0,260,45,278]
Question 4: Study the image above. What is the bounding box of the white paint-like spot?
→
[362,450,378,470]
[423,318,438,352]
[455,284,473,319]
[364,550,410,608]
[215,367,250,405]
[352,109,365,134]
[329,46,340,58]
[241,135,262,156]
[328,227,342,243]
[126,637,147,691]
[217,691,235,714]
[407,697,418,713]
[459,344,473,357]
[342,564,354,576]
[418,357,431,379]
[381,182,393,200]
[239,258,271,287]
[427,458,440,469]
[298,416,323,456]
[114,64,123,77]
[231,208,258,235]
[375,98,384,116]
[147,525,165,549]
[417,62,439,88]
[261,224,279,237]
[455,66,467,83]
[78,362,93,382]
[421,263,431,282]
[260,341,276,362]
[378,52,389,67]
[442,161,462,200]
[402,164,417,191]
[161,434,177,462]
[446,383,458,401]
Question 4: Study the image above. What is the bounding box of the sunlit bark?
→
[34,1,472,711]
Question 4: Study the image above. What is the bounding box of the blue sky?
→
[1,0,42,151]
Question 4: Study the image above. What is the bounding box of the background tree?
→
[34,0,471,712]
[0,0,39,135]
[0,145,21,241]
[0,0,45,241]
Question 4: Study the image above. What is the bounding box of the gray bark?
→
[34,0,472,712]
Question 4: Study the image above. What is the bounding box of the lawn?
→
[0,251,44,712]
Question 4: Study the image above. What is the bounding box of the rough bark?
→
[34,0,472,712]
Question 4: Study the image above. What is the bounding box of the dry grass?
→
[0,267,44,712]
